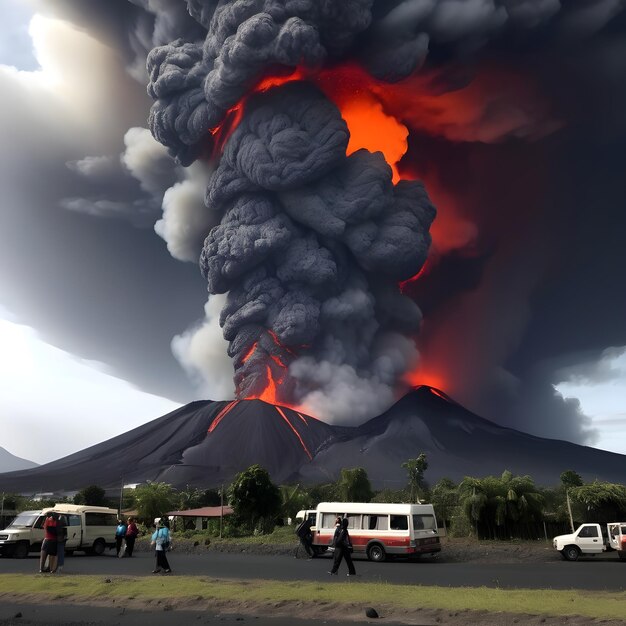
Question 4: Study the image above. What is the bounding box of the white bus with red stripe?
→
[312,502,441,562]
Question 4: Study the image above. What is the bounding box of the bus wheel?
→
[13,542,29,559]
[618,551,626,561]
[92,539,106,556]
[367,543,386,562]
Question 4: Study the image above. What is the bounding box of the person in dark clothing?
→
[329,518,356,576]
[295,519,315,558]
[56,513,67,573]
[124,517,139,557]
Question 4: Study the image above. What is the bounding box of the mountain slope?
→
[0,446,38,473]
[0,387,623,492]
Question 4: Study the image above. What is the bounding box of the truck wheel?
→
[91,539,106,556]
[367,543,386,562]
[13,542,29,559]
[563,545,580,561]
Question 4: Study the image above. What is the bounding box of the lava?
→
[274,406,312,460]
[208,400,239,433]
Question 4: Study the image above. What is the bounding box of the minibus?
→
[313,502,441,561]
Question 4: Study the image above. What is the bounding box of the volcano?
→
[0,387,624,493]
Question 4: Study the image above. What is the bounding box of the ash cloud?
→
[192,83,434,417]
[11,1,626,448]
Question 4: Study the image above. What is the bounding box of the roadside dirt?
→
[133,535,561,564]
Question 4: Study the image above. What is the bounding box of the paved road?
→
[0,550,624,590]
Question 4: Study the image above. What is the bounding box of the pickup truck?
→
[553,522,626,561]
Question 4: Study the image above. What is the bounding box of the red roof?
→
[166,506,234,517]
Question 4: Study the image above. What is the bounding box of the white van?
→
[0,504,118,558]
[313,502,441,561]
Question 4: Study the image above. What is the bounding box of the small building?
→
[166,505,234,531]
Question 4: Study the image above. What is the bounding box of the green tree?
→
[74,485,107,506]
[569,480,626,523]
[227,465,281,533]
[279,484,310,523]
[308,482,339,507]
[430,478,457,534]
[337,467,374,502]
[458,471,544,539]
[560,470,583,489]
[402,453,429,503]
[134,482,177,523]
[198,489,221,507]
[177,484,203,510]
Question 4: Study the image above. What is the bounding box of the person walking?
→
[115,518,127,558]
[328,518,356,577]
[124,517,138,557]
[151,518,172,574]
[39,511,58,574]
[295,518,315,559]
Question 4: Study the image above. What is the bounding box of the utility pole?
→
[119,477,124,517]
[566,489,575,533]
[219,483,224,539]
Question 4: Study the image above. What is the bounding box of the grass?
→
[0,574,624,621]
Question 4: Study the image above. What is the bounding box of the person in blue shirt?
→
[151,518,172,574]
[115,519,127,558]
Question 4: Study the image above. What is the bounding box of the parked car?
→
[0,504,118,558]
[553,522,626,561]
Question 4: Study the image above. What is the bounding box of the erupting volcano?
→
[147,1,444,423]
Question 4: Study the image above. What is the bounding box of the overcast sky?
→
[0,0,625,465]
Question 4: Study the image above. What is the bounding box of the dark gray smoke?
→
[197,83,434,417]
[144,0,626,432]
[147,1,437,420]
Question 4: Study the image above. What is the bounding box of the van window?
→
[68,514,81,526]
[321,513,339,529]
[33,516,46,530]
[390,515,408,531]
[363,515,389,531]
[413,514,436,531]
[85,512,117,526]
[346,514,361,530]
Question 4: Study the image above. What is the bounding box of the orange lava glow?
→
[214,61,554,405]
[208,400,239,433]
[275,406,313,460]
[404,366,448,393]
[258,365,279,404]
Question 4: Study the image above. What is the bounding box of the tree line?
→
[4,457,626,540]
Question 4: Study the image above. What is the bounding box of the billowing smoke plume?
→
[144,0,626,427]
[147,1,435,420]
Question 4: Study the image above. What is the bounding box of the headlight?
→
[0,535,9,540]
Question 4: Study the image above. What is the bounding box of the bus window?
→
[321,513,339,529]
[346,514,361,530]
[363,515,389,531]
[413,514,436,531]
[390,515,408,531]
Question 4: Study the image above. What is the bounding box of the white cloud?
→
[0,317,180,464]
[556,347,626,455]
